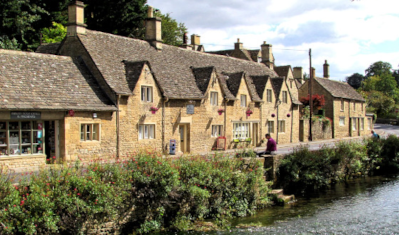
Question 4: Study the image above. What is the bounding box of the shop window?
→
[240,95,247,107]
[339,117,345,126]
[267,89,272,103]
[282,91,288,103]
[141,86,153,102]
[211,125,223,137]
[278,120,285,133]
[139,124,155,140]
[0,121,44,156]
[81,124,100,141]
[210,92,218,106]
[267,120,274,133]
[233,122,250,140]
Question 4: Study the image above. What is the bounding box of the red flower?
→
[46,183,50,186]
[74,188,77,191]
[77,193,80,196]
[52,156,56,159]
[13,205,16,207]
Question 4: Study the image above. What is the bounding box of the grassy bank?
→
[277,135,399,194]
[0,153,271,234]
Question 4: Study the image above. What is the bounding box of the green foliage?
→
[41,22,66,43]
[363,90,395,116]
[0,153,271,234]
[346,73,365,89]
[154,11,188,46]
[365,61,393,78]
[0,35,22,50]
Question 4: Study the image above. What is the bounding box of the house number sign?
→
[186,105,194,114]
[10,112,41,120]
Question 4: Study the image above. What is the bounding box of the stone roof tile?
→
[315,77,365,101]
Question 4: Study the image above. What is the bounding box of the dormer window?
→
[282,91,288,103]
[267,89,272,103]
[240,94,247,107]
[141,86,153,102]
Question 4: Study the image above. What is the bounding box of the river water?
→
[181,175,399,235]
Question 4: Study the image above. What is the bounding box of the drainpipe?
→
[116,95,121,158]
[224,97,229,149]
[290,104,294,143]
[276,99,281,144]
[332,99,335,139]
[162,96,169,154]
[348,99,351,137]
[260,103,263,145]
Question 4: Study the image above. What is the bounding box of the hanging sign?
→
[186,105,194,114]
[10,112,41,120]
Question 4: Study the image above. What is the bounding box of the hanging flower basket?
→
[149,106,159,114]
[271,113,276,118]
[217,108,225,115]
[287,113,291,117]
[246,109,253,117]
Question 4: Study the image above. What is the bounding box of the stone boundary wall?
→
[376,118,398,125]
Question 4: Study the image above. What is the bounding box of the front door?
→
[44,121,59,161]
[179,125,188,153]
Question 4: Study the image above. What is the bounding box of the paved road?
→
[374,123,399,136]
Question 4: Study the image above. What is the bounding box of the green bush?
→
[0,154,271,234]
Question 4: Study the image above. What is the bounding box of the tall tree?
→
[84,0,147,38]
[0,35,22,50]
[154,11,187,46]
[346,73,365,89]
[365,61,393,77]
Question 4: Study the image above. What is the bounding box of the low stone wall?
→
[263,154,285,181]
[0,155,46,169]
[376,118,398,125]
[301,119,332,141]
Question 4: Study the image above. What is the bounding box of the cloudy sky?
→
[147,0,399,81]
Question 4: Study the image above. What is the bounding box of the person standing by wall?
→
[257,133,277,156]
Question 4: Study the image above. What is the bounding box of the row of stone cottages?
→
[0,1,371,168]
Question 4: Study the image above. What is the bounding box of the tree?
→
[154,11,187,46]
[41,22,66,44]
[84,0,148,39]
[364,90,395,115]
[365,61,393,77]
[0,35,22,50]
[346,73,365,90]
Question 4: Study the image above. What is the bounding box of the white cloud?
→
[148,0,399,81]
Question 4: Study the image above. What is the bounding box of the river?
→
[178,175,399,234]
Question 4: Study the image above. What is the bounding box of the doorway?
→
[44,121,59,161]
[179,124,189,153]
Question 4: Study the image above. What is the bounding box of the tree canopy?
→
[365,61,392,77]
[0,0,188,50]
[346,73,365,90]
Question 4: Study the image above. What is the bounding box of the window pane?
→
[139,125,143,140]
[141,87,145,101]
[86,125,91,140]
[93,124,98,140]
[149,125,154,139]
[147,87,152,102]
[144,125,148,139]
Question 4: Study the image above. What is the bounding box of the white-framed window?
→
[353,102,356,111]
[141,86,153,102]
[210,92,218,106]
[341,99,344,111]
[81,123,100,141]
[266,89,272,103]
[267,120,274,133]
[139,124,155,140]
[240,94,247,107]
[339,117,345,126]
[360,118,364,130]
[352,118,357,130]
[278,120,285,133]
[233,122,250,140]
[211,125,223,137]
[368,118,372,130]
[282,91,288,103]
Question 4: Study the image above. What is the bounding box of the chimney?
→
[145,6,162,50]
[293,67,303,84]
[179,33,193,50]
[261,41,274,70]
[191,34,201,51]
[235,38,243,50]
[311,67,316,79]
[66,1,87,36]
[323,60,330,79]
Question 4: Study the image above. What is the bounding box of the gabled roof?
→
[36,42,61,55]
[251,75,270,99]
[271,77,284,100]
[123,61,147,92]
[0,49,116,111]
[244,74,262,102]
[248,50,260,62]
[274,65,291,78]
[216,73,236,100]
[225,72,244,97]
[314,77,365,101]
[192,66,215,94]
[295,79,302,89]
[77,30,278,99]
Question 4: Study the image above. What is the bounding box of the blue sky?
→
[147,0,399,81]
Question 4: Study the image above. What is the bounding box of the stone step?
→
[277,194,296,204]
[269,189,283,196]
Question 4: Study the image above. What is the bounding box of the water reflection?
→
[176,175,399,234]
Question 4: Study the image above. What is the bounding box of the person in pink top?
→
[257,133,277,157]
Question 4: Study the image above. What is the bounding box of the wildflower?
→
[53,156,56,159]
[77,193,80,196]
[74,188,77,191]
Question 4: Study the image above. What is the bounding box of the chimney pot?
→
[293,67,303,84]
[311,67,316,79]
[147,6,154,18]
[145,6,162,50]
[235,38,243,50]
[323,60,330,79]
[261,41,274,70]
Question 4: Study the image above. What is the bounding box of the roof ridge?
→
[0,49,72,61]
